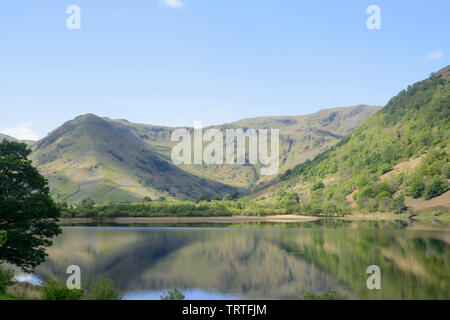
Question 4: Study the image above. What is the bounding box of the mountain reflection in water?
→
[30,221,450,300]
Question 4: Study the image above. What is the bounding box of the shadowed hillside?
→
[106,105,379,189]
[29,105,378,204]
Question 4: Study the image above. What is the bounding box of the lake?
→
[21,220,450,300]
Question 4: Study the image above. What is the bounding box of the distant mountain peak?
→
[0,133,35,145]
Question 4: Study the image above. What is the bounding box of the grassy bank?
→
[59,199,450,222]
[59,195,349,219]
[0,282,40,300]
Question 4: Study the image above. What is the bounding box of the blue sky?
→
[0,0,449,140]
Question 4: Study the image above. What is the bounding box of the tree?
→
[444,164,450,179]
[223,192,240,201]
[425,179,447,199]
[0,231,5,248]
[408,180,425,198]
[86,276,122,300]
[390,195,407,214]
[80,197,95,207]
[283,192,300,203]
[143,196,152,203]
[161,288,185,300]
[0,266,14,294]
[0,141,61,272]
[311,180,325,191]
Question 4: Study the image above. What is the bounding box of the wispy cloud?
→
[159,0,185,9]
[426,49,444,61]
[0,123,39,141]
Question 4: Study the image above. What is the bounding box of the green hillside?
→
[106,105,379,188]
[29,106,377,205]
[271,65,450,214]
[30,114,235,204]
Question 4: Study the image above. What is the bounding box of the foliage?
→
[279,66,450,213]
[61,192,306,218]
[161,288,185,300]
[293,288,349,300]
[444,163,450,179]
[41,280,84,300]
[408,179,425,198]
[0,232,6,248]
[222,192,240,201]
[311,180,325,191]
[0,265,15,294]
[424,179,447,199]
[390,195,407,214]
[301,200,350,217]
[85,276,122,300]
[0,141,61,272]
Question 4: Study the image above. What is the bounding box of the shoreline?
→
[58,215,320,225]
[58,211,450,225]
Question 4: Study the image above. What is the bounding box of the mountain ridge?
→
[103,105,380,189]
[31,114,236,203]
[0,133,35,145]
[28,105,379,204]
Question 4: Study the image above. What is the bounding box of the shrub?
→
[376,191,392,200]
[0,265,15,294]
[41,280,84,300]
[359,186,375,199]
[380,163,393,175]
[293,288,349,300]
[161,288,185,300]
[444,164,450,179]
[390,195,407,214]
[86,276,122,300]
[311,181,325,191]
[408,180,425,198]
[425,179,447,199]
[282,192,300,203]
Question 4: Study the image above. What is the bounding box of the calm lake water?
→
[24,220,450,300]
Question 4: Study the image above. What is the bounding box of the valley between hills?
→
[2,65,449,219]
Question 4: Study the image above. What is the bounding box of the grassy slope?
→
[30,105,377,204]
[265,65,450,213]
[107,105,379,188]
[31,114,235,204]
